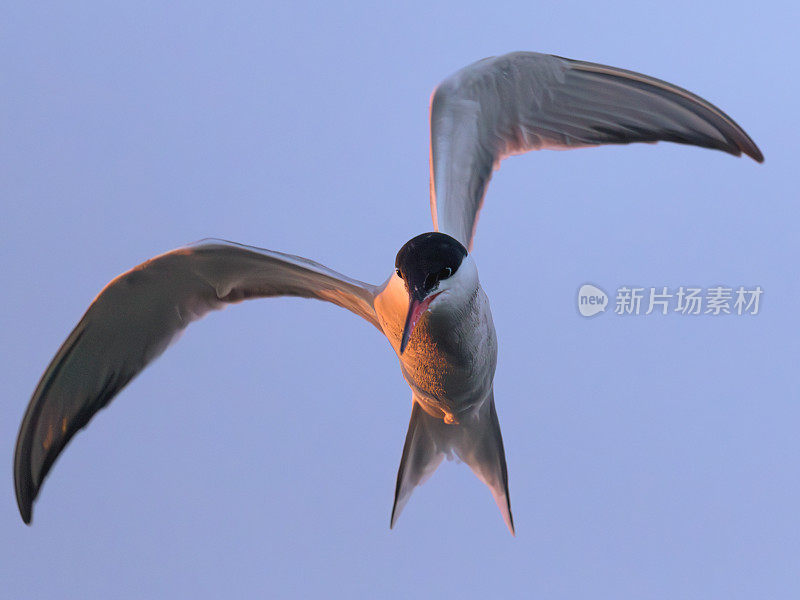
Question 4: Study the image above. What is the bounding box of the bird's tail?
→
[390,392,514,534]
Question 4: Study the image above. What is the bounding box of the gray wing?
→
[429,51,764,249]
[14,239,380,524]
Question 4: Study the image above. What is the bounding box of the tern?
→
[14,51,762,533]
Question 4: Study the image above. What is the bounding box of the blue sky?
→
[1,2,797,598]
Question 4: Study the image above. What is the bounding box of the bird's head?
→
[393,232,476,354]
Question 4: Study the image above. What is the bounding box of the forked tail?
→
[391,392,514,534]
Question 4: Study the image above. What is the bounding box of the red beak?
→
[399,292,440,354]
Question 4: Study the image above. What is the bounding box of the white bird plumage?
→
[14,51,762,533]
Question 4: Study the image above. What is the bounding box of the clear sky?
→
[1,2,797,598]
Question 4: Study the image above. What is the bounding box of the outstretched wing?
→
[429,51,764,249]
[14,239,381,524]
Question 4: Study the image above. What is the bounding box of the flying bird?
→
[14,51,763,534]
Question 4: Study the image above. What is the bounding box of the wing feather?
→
[430,51,763,248]
[14,239,380,523]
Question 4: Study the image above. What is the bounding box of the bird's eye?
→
[395,269,403,279]
[439,267,452,280]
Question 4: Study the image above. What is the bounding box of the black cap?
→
[395,232,467,299]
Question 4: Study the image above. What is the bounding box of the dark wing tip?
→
[14,444,35,524]
[743,142,765,164]
[16,489,34,525]
[13,372,129,527]
[12,319,132,526]
[561,55,764,165]
[720,122,763,163]
[13,325,87,526]
[14,365,48,525]
[18,502,33,525]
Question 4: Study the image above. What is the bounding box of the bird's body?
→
[375,243,512,530]
[14,51,762,534]
[377,254,494,421]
